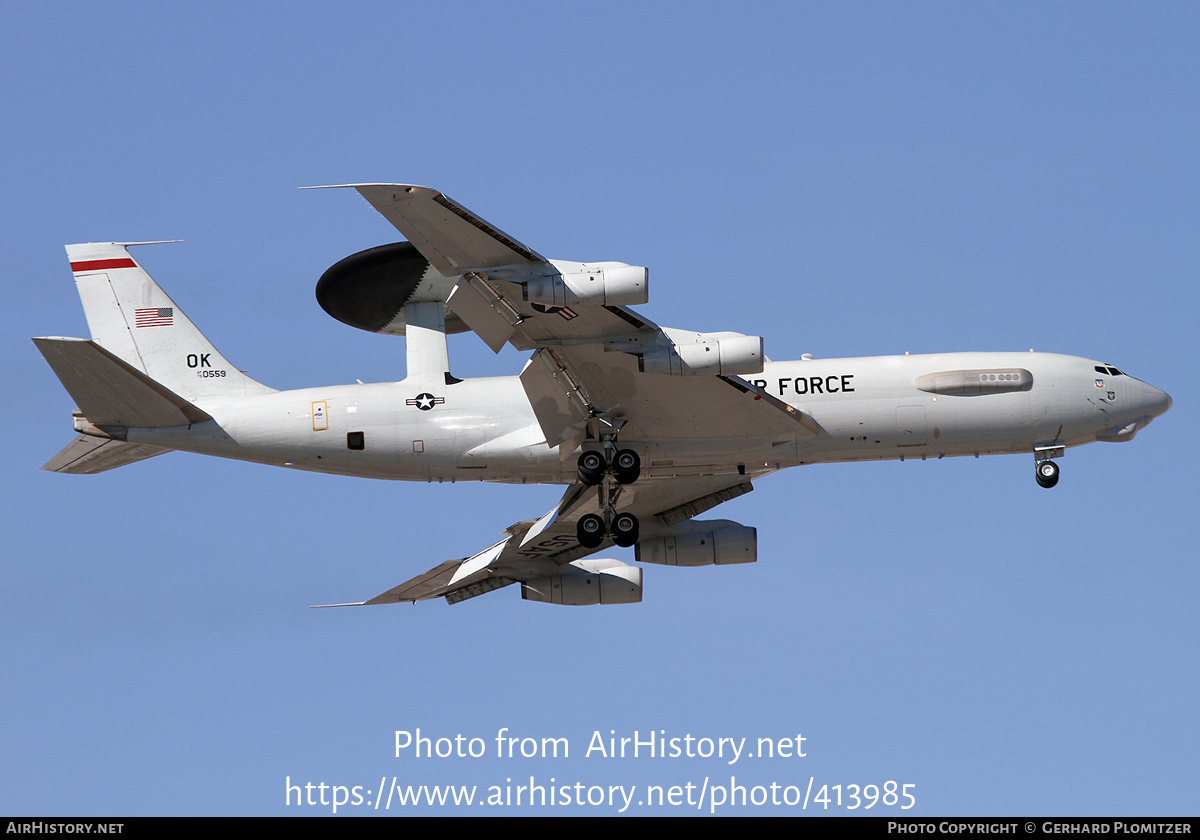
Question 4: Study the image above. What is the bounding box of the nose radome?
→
[1144,382,1172,418]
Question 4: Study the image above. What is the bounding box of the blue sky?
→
[3,2,1197,816]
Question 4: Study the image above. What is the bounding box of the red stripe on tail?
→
[69,258,137,272]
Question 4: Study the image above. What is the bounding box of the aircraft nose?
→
[1143,382,1172,418]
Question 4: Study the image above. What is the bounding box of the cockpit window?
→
[1095,365,1124,376]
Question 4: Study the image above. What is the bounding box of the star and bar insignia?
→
[406,393,445,411]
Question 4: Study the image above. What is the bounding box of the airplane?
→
[35,184,1173,607]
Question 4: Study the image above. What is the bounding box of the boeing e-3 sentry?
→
[36,185,1172,607]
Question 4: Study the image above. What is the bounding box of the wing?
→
[324,183,547,276]
[307,185,795,608]
[520,343,818,451]
[306,183,656,349]
[315,184,819,451]
[317,473,755,607]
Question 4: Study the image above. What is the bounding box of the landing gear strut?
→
[1035,459,1060,489]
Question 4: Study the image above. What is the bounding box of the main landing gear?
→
[1035,459,1060,489]
[577,448,640,486]
[575,447,642,548]
[576,511,640,549]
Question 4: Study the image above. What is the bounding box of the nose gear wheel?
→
[1035,459,1060,489]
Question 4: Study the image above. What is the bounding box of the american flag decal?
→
[135,307,174,328]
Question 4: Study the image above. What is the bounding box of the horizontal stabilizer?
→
[42,435,169,474]
[33,337,212,429]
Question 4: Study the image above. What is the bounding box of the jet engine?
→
[635,520,757,566]
[524,262,649,307]
[639,332,764,377]
[521,558,643,605]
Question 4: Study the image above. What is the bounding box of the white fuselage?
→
[124,351,1171,485]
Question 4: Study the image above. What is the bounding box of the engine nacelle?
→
[639,333,764,377]
[524,262,649,308]
[635,521,757,567]
[521,558,643,605]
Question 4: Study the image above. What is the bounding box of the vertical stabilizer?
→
[66,243,272,402]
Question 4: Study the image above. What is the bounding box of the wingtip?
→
[299,183,430,192]
[308,601,366,608]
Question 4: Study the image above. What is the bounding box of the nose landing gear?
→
[1035,459,1060,489]
[1033,444,1064,489]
